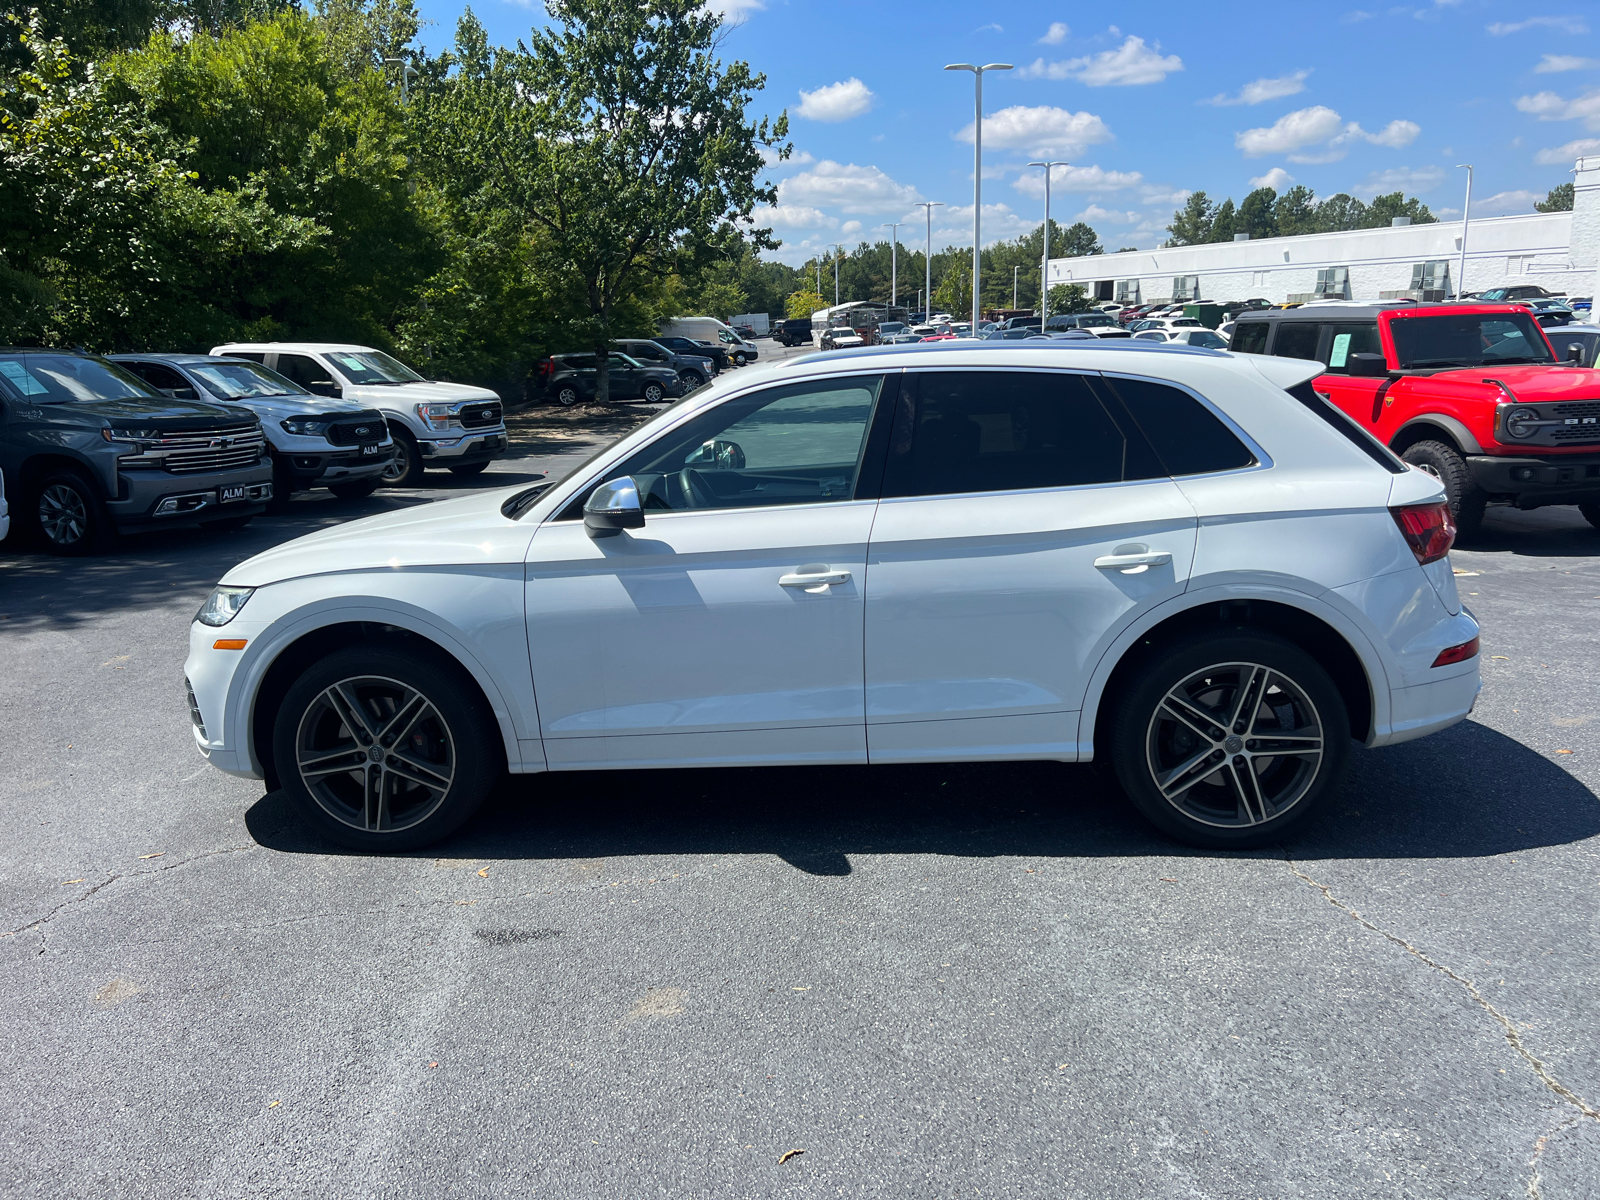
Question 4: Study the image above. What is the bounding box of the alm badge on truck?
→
[219,483,247,503]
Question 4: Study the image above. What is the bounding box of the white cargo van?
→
[657,317,760,365]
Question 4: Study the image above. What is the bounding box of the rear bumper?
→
[1466,453,1600,506]
[109,462,275,528]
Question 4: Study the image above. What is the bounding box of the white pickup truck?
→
[210,342,508,486]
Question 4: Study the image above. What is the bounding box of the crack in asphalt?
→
[1525,1113,1583,1200]
[4,844,257,952]
[1286,858,1600,1126]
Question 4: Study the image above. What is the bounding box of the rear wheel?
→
[554,385,580,407]
[272,645,502,852]
[1579,501,1600,531]
[381,428,424,487]
[32,469,111,555]
[1109,630,1350,849]
[1400,439,1487,538]
[448,461,489,478]
[328,478,381,499]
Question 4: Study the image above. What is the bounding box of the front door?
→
[863,368,1199,762]
[1309,321,1390,434]
[525,373,893,769]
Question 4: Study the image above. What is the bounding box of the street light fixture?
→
[1028,160,1069,324]
[946,62,1013,332]
[382,57,417,103]
[915,201,945,321]
[881,223,903,308]
[1456,164,1473,301]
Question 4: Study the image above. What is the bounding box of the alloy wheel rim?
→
[1144,661,1324,829]
[295,674,456,833]
[644,384,662,402]
[558,388,578,406]
[381,445,409,481]
[39,484,88,545]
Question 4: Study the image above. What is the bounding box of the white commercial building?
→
[1044,157,1600,308]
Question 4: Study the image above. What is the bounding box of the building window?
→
[1172,275,1200,302]
[1115,279,1140,303]
[1410,260,1451,302]
[1251,271,1270,288]
[1314,267,1349,299]
[1506,255,1536,275]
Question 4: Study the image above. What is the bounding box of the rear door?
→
[862,367,1199,763]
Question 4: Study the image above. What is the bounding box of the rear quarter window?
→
[1230,321,1269,355]
[1270,322,1321,361]
[1101,376,1257,476]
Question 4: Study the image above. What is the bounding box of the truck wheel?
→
[32,468,112,555]
[381,428,424,487]
[1579,501,1600,532]
[1108,629,1350,850]
[1400,440,1487,538]
[678,369,706,391]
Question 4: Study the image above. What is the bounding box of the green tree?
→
[1313,193,1367,232]
[1058,221,1102,257]
[1047,283,1090,314]
[785,289,826,319]
[1363,191,1435,227]
[1238,187,1278,240]
[1538,182,1574,213]
[931,264,971,316]
[1209,198,1237,242]
[1275,185,1318,236]
[1167,191,1213,245]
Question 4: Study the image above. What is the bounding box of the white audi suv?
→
[186,342,1481,850]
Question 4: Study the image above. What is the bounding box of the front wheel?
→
[1108,630,1350,849]
[272,645,503,851]
[33,469,112,555]
[732,351,749,366]
[1401,439,1487,538]
[381,429,424,487]
[642,382,665,403]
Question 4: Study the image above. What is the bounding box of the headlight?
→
[280,416,332,436]
[196,585,254,627]
[1504,407,1541,439]
[416,402,457,432]
[103,427,161,444]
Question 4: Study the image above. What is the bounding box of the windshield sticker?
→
[1329,333,1352,368]
[331,354,366,371]
[0,360,49,395]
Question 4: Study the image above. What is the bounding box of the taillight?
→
[1432,636,1479,668]
[1390,502,1456,565]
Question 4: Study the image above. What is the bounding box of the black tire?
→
[678,369,706,391]
[380,427,424,487]
[642,382,665,403]
[732,351,749,366]
[447,461,489,478]
[31,468,112,555]
[272,644,503,852]
[199,515,254,533]
[328,478,381,499]
[554,385,581,407]
[1108,629,1350,850]
[1400,439,1487,538]
[1579,501,1600,531]
[265,450,295,512]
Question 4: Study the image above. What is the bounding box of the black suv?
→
[776,318,815,347]
[545,353,685,407]
[0,348,273,553]
[611,339,716,390]
[653,335,731,372]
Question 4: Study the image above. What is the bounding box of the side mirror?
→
[1567,341,1585,365]
[684,438,745,470]
[308,380,342,397]
[584,476,644,538]
[1347,352,1390,378]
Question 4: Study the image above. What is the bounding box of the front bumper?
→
[417,431,508,463]
[1467,453,1600,506]
[185,619,263,779]
[109,461,275,529]
[282,444,396,483]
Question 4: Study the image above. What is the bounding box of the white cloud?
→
[745,204,837,229]
[1488,15,1589,36]
[1018,36,1183,86]
[1518,89,1600,130]
[779,160,920,212]
[1139,185,1192,206]
[1011,164,1143,197]
[973,22,1003,34]
[1074,204,1140,223]
[796,78,874,122]
[1348,119,1421,148]
[928,203,1036,247]
[759,146,815,168]
[840,220,863,235]
[1471,189,1542,216]
[1351,165,1446,197]
[1537,55,1600,74]
[1236,106,1345,156]
[1039,21,1069,45]
[1206,70,1311,106]
[956,105,1114,156]
[1248,167,1295,190]
[1535,137,1600,164]
[701,0,765,20]
[1341,9,1373,21]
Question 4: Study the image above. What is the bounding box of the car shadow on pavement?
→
[1460,505,1600,558]
[243,718,1599,873]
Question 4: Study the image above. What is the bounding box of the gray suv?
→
[0,349,273,554]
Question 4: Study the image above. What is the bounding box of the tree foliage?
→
[1537,182,1574,213]
[1166,186,1436,245]
[1047,283,1090,314]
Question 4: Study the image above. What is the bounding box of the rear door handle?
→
[1093,551,1171,572]
[779,569,851,591]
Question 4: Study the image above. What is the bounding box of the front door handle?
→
[779,568,851,592]
[1093,551,1172,573]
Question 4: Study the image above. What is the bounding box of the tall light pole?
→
[831,243,845,307]
[1455,164,1474,300]
[881,223,902,308]
[1028,160,1069,324]
[383,56,417,102]
[915,201,944,319]
[946,62,1012,331]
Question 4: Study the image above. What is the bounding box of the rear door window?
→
[1101,376,1257,477]
[1321,323,1383,374]
[1230,321,1269,355]
[274,354,338,391]
[1270,322,1321,361]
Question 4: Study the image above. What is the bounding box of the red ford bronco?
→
[1231,303,1600,535]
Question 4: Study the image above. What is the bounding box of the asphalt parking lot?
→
[3,353,1598,1198]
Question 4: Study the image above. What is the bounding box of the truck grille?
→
[326,412,388,446]
[460,403,503,429]
[1550,400,1600,443]
[119,424,265,474]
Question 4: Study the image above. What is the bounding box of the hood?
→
[223,486,537,587]
[203,395,374,423]
[390,380,501,402]
[63,396,251,428]
[1421,363,1600,400]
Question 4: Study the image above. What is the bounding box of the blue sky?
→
[412,1,1597,265]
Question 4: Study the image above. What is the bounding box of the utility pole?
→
[946,62,1012,331]
[881,222,903,308]
[915,201,944,320]
[1012,265,1020,309]
[1029,160,1068,324]
[831,244,845,307]
[1455,164,1474,300]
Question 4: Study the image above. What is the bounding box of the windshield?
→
[325,349,427,385]
[1078,315,1115,327]
[0,354,159,402]
[1390,312,1555,368]
[190,359,309,399]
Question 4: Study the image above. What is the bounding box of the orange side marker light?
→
[213,639,248,651]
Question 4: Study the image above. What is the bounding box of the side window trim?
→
[1097,369,1273,476]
